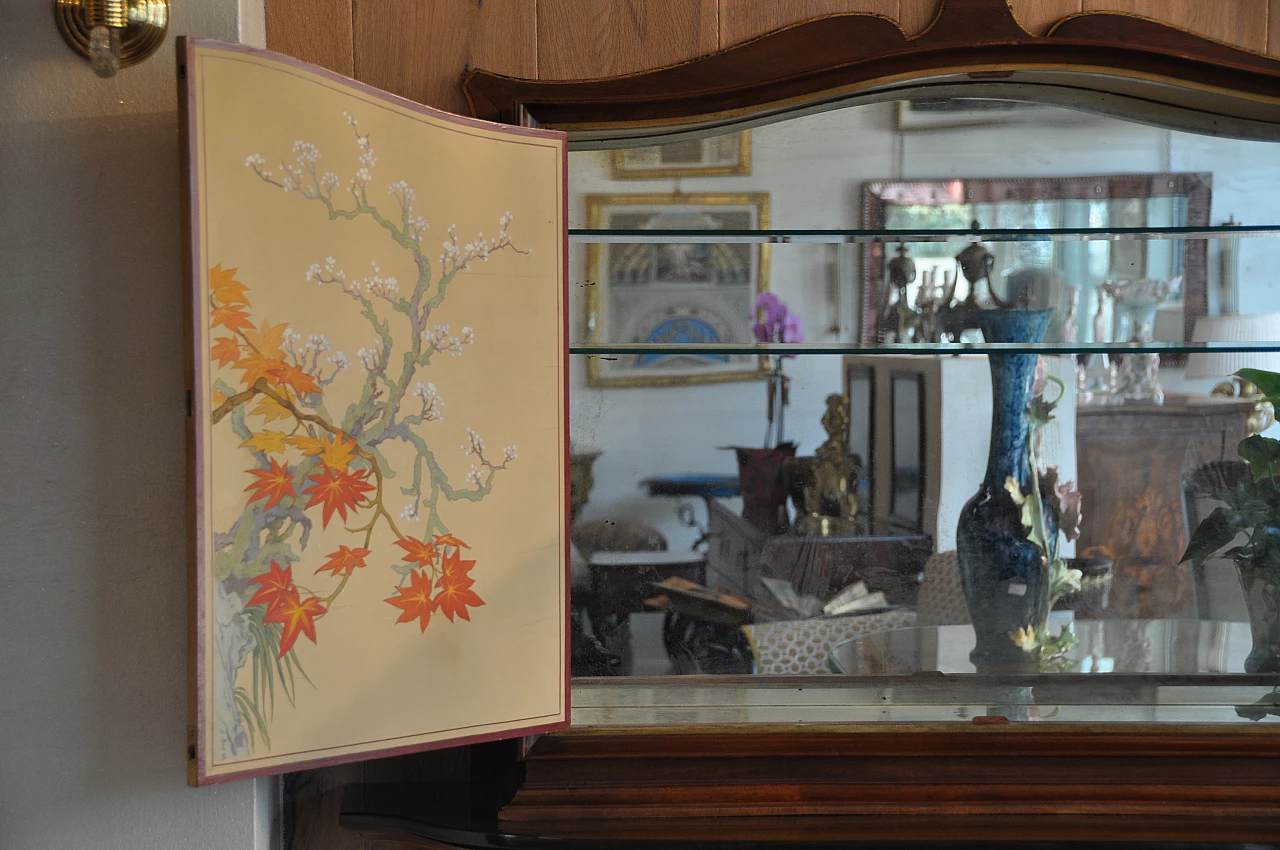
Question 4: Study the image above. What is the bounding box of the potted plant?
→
[1182,368,1280,674]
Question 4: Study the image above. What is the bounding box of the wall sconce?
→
[55,0,169,78]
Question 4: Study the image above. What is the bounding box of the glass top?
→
[570,225,1280,243]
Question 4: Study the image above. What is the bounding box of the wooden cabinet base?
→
[494,726,1280,842]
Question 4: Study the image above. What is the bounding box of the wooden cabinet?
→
[265,1,1280,114]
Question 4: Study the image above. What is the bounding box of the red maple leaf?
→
[385,569,438,632]
[264,590,325,657]
[302,464,375,528]
[246,560,294,614]
[211,336,241,368]
[435,572,484,623]
[244,458,296,510]
[211,304,254,333]
[394,536,437,568]
[316,545,371,577]
[436,547,476,584]
[267,363,322,397]
[432,533,470,551]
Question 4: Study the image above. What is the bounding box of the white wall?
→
[1,2,273,847]
[569,103,1279,549]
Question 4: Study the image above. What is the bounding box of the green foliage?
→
[1181,369,1280,571]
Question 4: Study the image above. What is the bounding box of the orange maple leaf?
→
[265,590,325,657]
[268,363,322,397]
[243,319,288,361]
[385,569,438,632]
[246,560,295,614]
[395,536,437,568]
[236,353,287,390]
[211,304,254,333]
[302,465,375,528]
[435,572,484,623]
[316,545,372,577]
[244,458,296,510]
[209,264,250,306]
[436,547,476,584]
[432,534,470,551]
[211,336,241,368]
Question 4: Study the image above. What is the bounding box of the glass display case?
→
[563,98,1280,729]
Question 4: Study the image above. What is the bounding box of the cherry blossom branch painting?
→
[208,113,527,757]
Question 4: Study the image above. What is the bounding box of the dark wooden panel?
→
[1081,0,1269,55]
[264,0,354,76]
[718,0,896,47]
[536,0,719,79]
[1272,0,1280,57]
[1013,0,1081,35]
[352,0,534,115]
[898,0,944,35]
[466,0,1280,134]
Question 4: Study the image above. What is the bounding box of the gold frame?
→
[610,131,751,180]
[584,192,770,388]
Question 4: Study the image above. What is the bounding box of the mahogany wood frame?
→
[464,0,1280,144]
[860,173,1212,347]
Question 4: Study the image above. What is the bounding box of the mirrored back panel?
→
[564,97,1280,726]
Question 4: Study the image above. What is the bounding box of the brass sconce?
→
[55,0,170,78]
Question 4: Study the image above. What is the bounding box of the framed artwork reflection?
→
[610,131,751,179]
[585,193,770,387]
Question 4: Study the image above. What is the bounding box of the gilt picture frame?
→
[584,193,770,388]
[182,39,569,784]
[610,131,751,179]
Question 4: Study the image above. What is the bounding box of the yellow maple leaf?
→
[240,430,290,454]
[287,432,357,470]
[249,396,291,424]
[209,264,250,306]
[243,319,289,361]
[287,434,327,456]
[237,353,287,390]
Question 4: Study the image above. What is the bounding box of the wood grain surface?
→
[898,0,944,34]
[352,0,535,115]
[1012,0,1081,35]
[536,0,719,79]
[718,0,896,46]
[1081,0,1269,54]
[265,0,354,76]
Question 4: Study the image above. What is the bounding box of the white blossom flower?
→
[244,154,266,170]
[411,381,445,421]
[356,343,383,373]
[400,501,419,521]
[354,167,371,183]
[320,172,340,191]
[503,445,518,463]
[466,466,483,486]
[327,351,350,371]
[291,140,321,164]
[343,110,358,126]
[460,327,475,345]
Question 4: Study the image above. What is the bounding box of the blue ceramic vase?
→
[956,309,1055,671]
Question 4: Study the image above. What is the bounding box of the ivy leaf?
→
[209,264,250,306]
[240,430,290,455]
[385,569,438,632]
[1237,368,1280,404]
[1237,435,1280,483]
[1182,506,1242,567]
[211,337,242,368]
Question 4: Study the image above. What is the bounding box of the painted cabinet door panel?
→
[180,39,569,784]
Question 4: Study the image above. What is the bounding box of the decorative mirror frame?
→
[860,173,1212,348]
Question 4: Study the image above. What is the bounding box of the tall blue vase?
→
[957,309,1055,671]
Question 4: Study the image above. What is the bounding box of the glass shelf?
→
[569,225,1280,244]
[571,341,1280,356]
